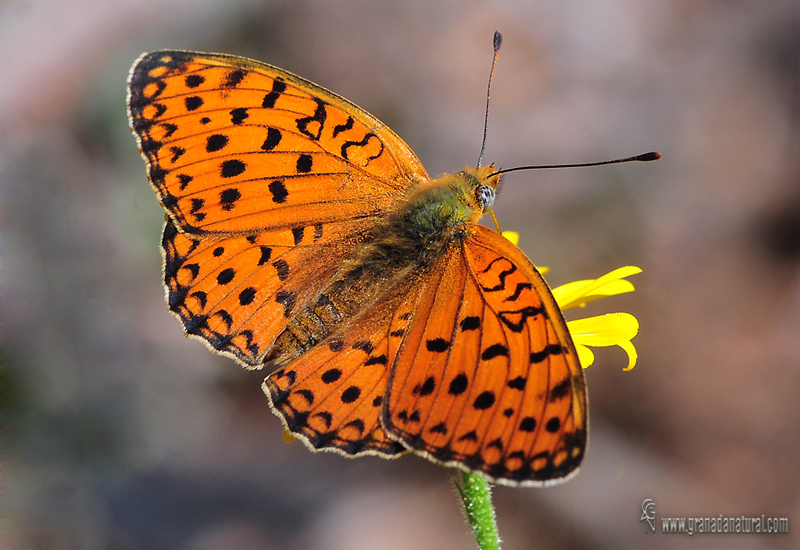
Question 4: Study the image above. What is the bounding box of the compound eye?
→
[477,185,496,212]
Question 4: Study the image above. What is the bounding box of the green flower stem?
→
[454,471,501,550]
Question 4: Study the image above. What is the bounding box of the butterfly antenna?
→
[477,31,503,168]
[490,151,661,177]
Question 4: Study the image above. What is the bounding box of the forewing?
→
[128,50,429,236]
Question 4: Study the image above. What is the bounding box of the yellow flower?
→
[502,231,640,371]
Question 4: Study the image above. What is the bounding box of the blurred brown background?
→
[3,0,799,548]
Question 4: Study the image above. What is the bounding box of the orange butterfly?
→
[127,49,586,486]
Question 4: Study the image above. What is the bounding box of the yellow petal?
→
[553,266,641,310]
[619,340,638,371]
[568,313,639,347]
[502,231,519,246]
[282,430,297,443]
[568,313,639,370]
[575,344,595,369]
[553,279,635,308]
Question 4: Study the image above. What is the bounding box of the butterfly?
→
[127,49,586,486]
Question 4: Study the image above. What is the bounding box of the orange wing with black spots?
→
[128,50,428,237]
[129,49,589,486]
[129,50,427,368]
[383,226,586,486]
[261,225,585,484]
[161,216,370,366]
[263,285,423,457]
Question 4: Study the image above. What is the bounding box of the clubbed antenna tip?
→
[477,32,503,167]
[493,31,503,51]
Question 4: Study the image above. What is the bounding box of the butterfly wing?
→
[262,277,425,457]
[130,50,588,482]
[129,50,431,366]
[383,226,587,486]
[128,50,429,237]
[161,216,371,366]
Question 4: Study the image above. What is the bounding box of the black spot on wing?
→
[206,134,229,152]
[184,74,204,88]
[507,376,526,390]
[169,146,185,163]
[429,422,448,435]
[479,259,516,292]
[216,268,235,285]
[530,343,564,364]
[185,96,203,111]
[189,198,205,221]
[261,128,282,151]
[296,389,315,405]
[257,246,272,266]
[460,316,480,331]
[230,107,248,125]
[268,179,288,203]
[505,282,532,302]
[291,226,305,245]
[549,378,572,402]
[296,98,326,141]
[481,343,508,360]
[487,438,503,451]
[472,391,496,410]
[223,69,246,88]
[519,417,537,432]
[219,188,241,210]
[312,411,331,428]
[296,153,313,173]
[498,305,545,333]
[340,386,361,404]
[412,377,436,397]
[272,259,289,281]
[177,173,193,190]
[321,368,342,383]
[189,291,207,308]
[161,122,178,137]
[332,116,353,138]
[448,373,468,395]
[341,132,383,163]
[238,287,256,306]
[262,78,287,108]
[181,263,200,279]
[343,418,365,435]
[545,417,561,433]
[220,159,245,178]
[426,338,450,352]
